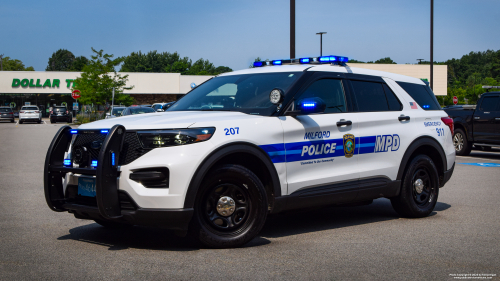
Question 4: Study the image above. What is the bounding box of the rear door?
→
[280,72,359,201]
[347,76,412,198]
[473,94,500,144]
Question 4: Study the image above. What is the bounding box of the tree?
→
[46,49,76,71]
[120,50,232,75]
[0,56,34,71]
[348,59,365,63]
[374,57,397,64]
[72,48,134,109]
[71,56,89,71]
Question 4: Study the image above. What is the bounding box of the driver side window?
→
[296,79,347,113]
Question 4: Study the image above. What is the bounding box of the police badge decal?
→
[343,134,355,158]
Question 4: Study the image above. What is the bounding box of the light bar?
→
[253,55,348,67]
[303,103,316,108]
[101,129,109,134]
[422,105,430,109]
[253,61,264,67]
[299,58,311,64]
[111,153,115,166]
[91,160,98,167]
[64,159,72,166]
[70,130,78,134]
[272,60,282,65]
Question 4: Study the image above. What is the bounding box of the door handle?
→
[336,119,352,126]
[398,115,410,121]
[474,117,480,120]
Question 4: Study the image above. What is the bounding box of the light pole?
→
[316,32,327,56]
[290,0,295,59]
[430,0,434,90]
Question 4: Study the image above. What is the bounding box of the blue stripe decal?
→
[260,134,398,163]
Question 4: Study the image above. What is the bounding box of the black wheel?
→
[50,119,55,124]
[391,155,439,218]
[189,165,268,248]
[19,120,23,124]
[10,119,14,123]
[94,220,133,229]
[453,128,471,156]
[37,119,41,124]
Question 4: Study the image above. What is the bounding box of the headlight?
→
[137,128,215,149]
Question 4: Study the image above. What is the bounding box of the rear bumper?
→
[0,117,14,120]
[441,162,455,187]
[51,115,70,120]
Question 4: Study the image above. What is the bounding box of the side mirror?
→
[286,97,326,116]
[106,112,111,116]
[156,109,164,112]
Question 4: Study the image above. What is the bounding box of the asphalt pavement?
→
[0,120,499,280]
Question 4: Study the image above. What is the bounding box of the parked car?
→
[163,101,176,110]
[120,106,156,116]
[19,106,42,124]
[444,92,500,155]
[50,106,72,123]
[105,107,127,119]
[13,111,19,118]
[0,107,15,123]
[152,103,166,112]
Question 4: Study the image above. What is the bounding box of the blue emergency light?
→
[64,159,72,166]
[101,130,109,134]
[422,105,430,109]
[253,55,348,67]
[111,153,116,166]
[302,102,316,108]
[91,160,98,167]
[70,130,78,134]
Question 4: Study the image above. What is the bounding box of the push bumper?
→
[440,162,455,187]
[43,125,193,230]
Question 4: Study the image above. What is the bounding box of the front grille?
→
[65,185,138,211]
[72,131,151,166]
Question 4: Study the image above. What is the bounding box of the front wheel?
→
[453,129,471,156]
[189,165,268,248]
[391,155,439,218]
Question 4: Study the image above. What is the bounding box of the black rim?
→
[201,183,251,234]
[412,167,436,207]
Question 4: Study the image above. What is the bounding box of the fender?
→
[396,136,447,184]
[183,142,282,209]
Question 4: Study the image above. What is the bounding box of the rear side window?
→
[397,82,441,110]
[350,81,401,112]
[0,108,12,113]
[479,96,499,111]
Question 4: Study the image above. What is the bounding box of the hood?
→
[77,111,263,130]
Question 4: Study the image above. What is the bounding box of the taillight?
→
[66,111,68,114]
[50,111,53,114]
[35,110,39,113]
[441,117,454,136]
[20,111,25,113]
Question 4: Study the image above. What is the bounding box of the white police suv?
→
[44,55,455,248]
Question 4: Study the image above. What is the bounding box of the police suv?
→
[44,56,455,248]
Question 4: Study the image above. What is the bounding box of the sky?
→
[1,0,499,71]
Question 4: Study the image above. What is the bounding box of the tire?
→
[50,119,55,124]
[189,164,268,248]
[10,119,14,123]
[37,119,41,124]
[94,220,133,229]
[19,120,23,124]
[390,155,439,218]
[453,129,471,156]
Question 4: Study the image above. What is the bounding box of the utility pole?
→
[290,0,295,59]
[316,32,327,56]
[430,0,434,90]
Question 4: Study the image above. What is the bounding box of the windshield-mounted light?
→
[137,128,216,149]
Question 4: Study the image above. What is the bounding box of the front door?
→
[280,74,359,202]
[473,94,500,144]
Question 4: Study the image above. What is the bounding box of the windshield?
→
[168,72,303,116]
[112,108,125,115]
[129,107,155,115]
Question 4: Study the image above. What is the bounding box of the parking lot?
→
[0,121,499,280]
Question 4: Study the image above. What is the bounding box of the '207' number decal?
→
[224,127,240,135]
[436,128,445,137]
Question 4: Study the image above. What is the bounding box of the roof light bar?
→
[253,55,348,67]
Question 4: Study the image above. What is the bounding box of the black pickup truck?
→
[444,92,500,155]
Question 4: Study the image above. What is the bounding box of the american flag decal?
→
[410,102,418,109]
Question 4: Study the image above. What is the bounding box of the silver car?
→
[19,106,42,124]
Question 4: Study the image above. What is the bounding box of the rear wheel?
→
[189,165,268,248]
[50,119,55,124]
[391,155,439,218]
[37,119,41,124]
[10,119,14,123]
[453,129,471,156]
[19,120,23,124]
